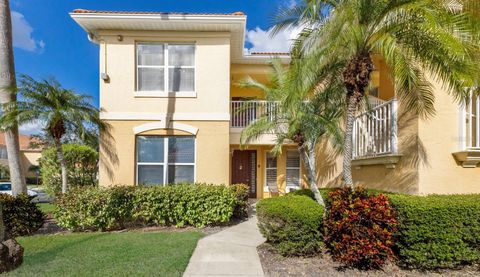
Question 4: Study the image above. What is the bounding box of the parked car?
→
[0,182,39,202]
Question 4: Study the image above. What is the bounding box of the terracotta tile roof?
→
[250,52,291,56]
[72,9,245,17]
[0,133,39,151]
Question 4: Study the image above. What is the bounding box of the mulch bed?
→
[257,243,480,277]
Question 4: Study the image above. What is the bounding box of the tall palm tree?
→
[274,0,480,186]
[0,75,113,193]
[0,0,26,195]
[239,59,344,206]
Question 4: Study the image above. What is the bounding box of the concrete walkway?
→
[183,215,266,277]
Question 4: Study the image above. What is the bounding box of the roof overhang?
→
[70,10,290,64]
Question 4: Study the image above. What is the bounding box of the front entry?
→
[232,150,257,198]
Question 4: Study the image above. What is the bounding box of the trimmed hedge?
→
[257,195,324,256]
[0,194,45,237]
[54,186,135,231]
[389,194,480,269]
[54,183,245,231]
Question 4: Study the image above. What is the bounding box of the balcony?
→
[352,99,400,168]
[230,100,279,128]
[229,98,398,150]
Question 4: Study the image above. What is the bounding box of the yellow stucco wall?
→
[418,79,480,194]
[100,120,230,186]
[98,30,230,116]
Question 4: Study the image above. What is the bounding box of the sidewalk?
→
[183,215,266,277]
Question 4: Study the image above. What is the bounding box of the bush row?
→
[54,183,249,231]
[257,188,480,270]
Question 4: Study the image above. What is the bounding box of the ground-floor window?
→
[286,150,301,187]
[265,152,277,191]
[136,136,195,185]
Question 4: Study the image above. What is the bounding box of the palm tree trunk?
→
[342,53,373,188]
[0,0,26,196]
[54,140,68,194]
[298,142,325,206]
[342,94,359,187]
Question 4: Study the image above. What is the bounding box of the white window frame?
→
[135,42,196,98]
[264,151,277,192]
[136,136,196,186]
[286,150,301,189]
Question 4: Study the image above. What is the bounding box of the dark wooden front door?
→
[232,150,257,198]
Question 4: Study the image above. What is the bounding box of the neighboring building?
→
[0,133,42,182]
[71,9,479,198]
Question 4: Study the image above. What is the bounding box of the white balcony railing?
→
[460,91,480,150]
[230,101,279,128]
[367,95,387,108]
[353,99,398,159]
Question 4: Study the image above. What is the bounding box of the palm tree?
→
[239,59,344,206]
[0,75,113,193]
[0,0,26,195]
[274,0,480,187]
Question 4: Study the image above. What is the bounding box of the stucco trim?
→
[133,121,199,135]
[352,154,402,169]
[101,112,230,121]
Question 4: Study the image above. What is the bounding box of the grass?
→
[5,231,203,277]
[37,203,55,214]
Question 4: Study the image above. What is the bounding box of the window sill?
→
[352,154,402,169]
[452,149,480,168]
[134,91,197,98]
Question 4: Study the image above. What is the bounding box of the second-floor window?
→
[136,43,195,94]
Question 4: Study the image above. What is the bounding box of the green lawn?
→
[37,203,55,214]
[6,231,203,277]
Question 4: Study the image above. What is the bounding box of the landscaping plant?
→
[325,187,397,269]
[0,194,44,237]
[54,183,244,231]
[0,75,114,194]
[239,59,344,206]
[389,194,480,269]
[257,195,324,256]
[39,143,99,196]
[229,183,250,219]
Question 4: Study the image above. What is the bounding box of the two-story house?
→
[71,9,479,198]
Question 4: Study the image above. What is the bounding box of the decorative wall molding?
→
[101,112,230,121]
[133,121,199,135]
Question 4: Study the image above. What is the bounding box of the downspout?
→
[88,32,109,82]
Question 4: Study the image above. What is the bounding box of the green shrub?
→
[54,186,135,231]
[389,194,480,269]
[230,184,249,219]
[325,187,397,269]
[0,194,44,237]
[133,184,237,227]
[54,183,238,231]
[257,195,324,256]
[39,144,99,196]
[287,189,315,199]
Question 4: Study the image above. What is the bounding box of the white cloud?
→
[19,121,44,135]
[245,26,302,53]
[11,11,44,52]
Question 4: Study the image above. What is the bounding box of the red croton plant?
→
[325,187,397,269]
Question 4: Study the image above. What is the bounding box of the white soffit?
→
[70,10,290,64]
